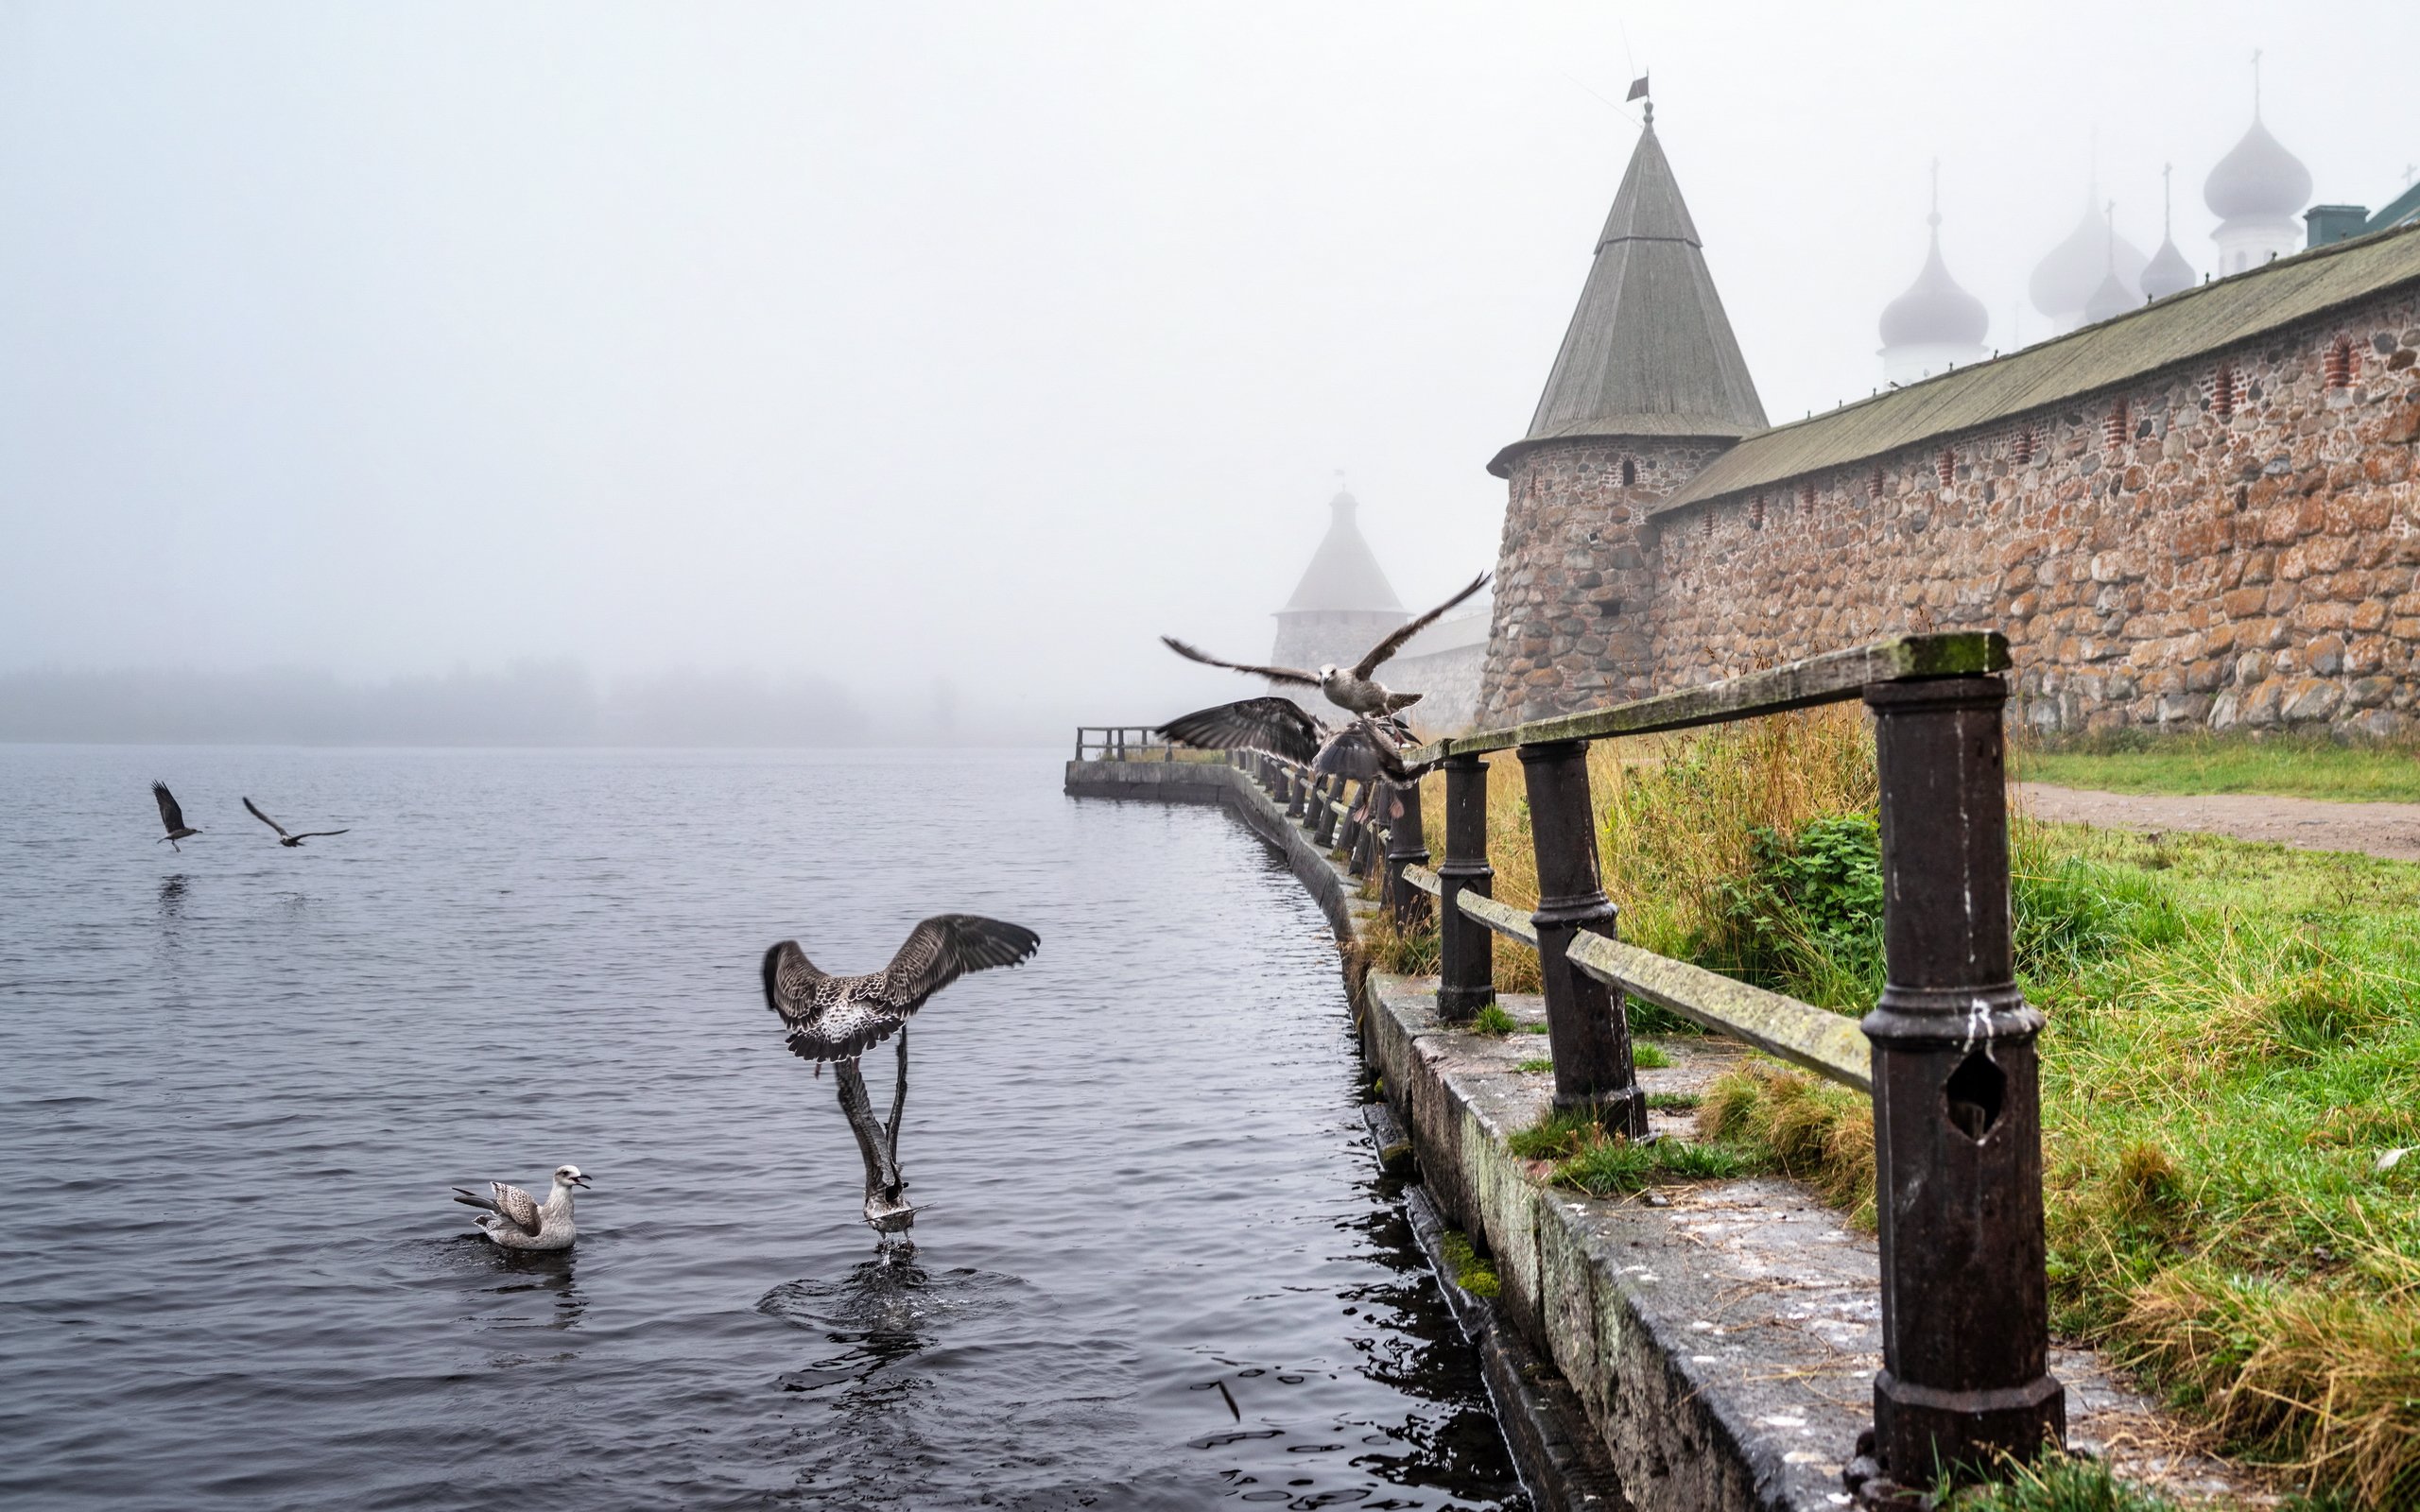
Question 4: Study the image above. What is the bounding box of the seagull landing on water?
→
[243,797,350,848]
[453,1165,591,1251]
[760,915,1040,1238]
[151,782,201,851]
[1162,571,1489,718]
[1159,697,1427,785]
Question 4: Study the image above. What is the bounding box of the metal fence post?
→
[1286,765,1309,821]
[1861,674,2063,1487]
[1437,753,1495,1023]
[1337,779,1363,857]
[1311,774,1340,848]
[1382,779,1431,927]
[1517,739,1645,1135]
[1349,784,1379,876]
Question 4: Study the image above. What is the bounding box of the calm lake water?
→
[0,746,1527,1511]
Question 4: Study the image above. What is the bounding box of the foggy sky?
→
[3,2,2413,741]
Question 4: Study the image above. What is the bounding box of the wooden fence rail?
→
[1079,627,2061,1495]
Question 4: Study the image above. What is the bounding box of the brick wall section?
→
[1478,440,1732,726]
[1482,287,2420,738]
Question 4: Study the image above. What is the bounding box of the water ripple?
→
[0,747,1524,1510]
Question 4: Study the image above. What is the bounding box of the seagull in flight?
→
[453,1164,591,1252]
[761,915,1040,1237]
[1163,571,1489,717]
[243,797,350,848]
[151,782,202,851]
[1159,697,1426,785]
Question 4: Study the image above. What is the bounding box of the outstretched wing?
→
[242,797,290,838]
[877,915,1041,1014]
[761,939,828,1030]
[1352,571,1490,679]
[1158,697,1324,765]
[453,1182,543,1236]
[763,938,879,1063]
[151,782,187,834]
[289,830,350,840]
[1160,636,1322,689]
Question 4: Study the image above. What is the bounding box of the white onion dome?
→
[2083,269,2135,324]
[1879,217,1989,348]
[2140,235,2195,301]
[2030,198,2149,317]
[2204,115,2311,221]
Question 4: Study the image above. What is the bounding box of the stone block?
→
[2280,679,2342,724]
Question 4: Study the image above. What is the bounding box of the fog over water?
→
[2,2,2411,743]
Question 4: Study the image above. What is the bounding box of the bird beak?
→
[573,1176,593,1189]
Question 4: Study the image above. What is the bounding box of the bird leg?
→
[834,1053,915,1236]
[884,1027,908,1174]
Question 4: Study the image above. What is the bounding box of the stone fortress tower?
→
[1270,489,1409,687]
[1478,104,1767,724]
[1478,87,2420,740]
[1270,487,1495,732]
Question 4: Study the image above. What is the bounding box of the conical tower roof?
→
[1510,112,1766,461]
[1282,491,1403,613]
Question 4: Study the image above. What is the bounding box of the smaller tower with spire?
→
[2083,202,2137,323]
[2140,163,2197,301]
[2030,168,2149,333]
[2204,51,2312,274]
[1878,161,1989,384]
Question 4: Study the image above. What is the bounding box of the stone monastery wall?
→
[1481,285,2420,738]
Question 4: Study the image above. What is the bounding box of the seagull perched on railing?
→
[150,782,202,851]
[1162,571,1489,717]
[453,1164,591,1252]
[1159,696,1426,784]
[761,915,1040,1239]
[243,797,351,848]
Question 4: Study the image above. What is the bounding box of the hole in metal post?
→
[1943,1053,2005,1143]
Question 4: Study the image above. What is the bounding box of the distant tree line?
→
[0,662,870,746]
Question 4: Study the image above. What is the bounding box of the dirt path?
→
[2014,782,2420,863]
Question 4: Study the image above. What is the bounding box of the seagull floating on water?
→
[243,796,351,848]
[151,782,202,851]
[761,915,1040,1238]
[1160,696,1426,785]
[1163,571,1489,717]
[453,1164,591,1251]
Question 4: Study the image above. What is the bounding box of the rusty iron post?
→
[1861,674,2063,1488]
[1350,783,1379,876]
[1286,765,1308,821]
[1311,773,1340,848]
[1436,753,1495,1023]
[1517,739,1645,1135]
[1382,779,1431,927]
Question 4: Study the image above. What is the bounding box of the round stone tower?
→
[1478,105,1768,725]
[1270,489,1407,712]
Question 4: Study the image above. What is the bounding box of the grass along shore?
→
[2018,731,2420,804]
[1361,709,2419,1509]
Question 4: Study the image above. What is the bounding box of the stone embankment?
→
[1066,756,2254,1512]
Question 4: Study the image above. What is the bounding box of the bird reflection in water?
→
[471,1245,587,1332]
[157,874,189,919]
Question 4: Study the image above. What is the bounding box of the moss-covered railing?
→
[1217,630,2065,1503]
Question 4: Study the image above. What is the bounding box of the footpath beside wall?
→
[1064,759,2249,1512]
